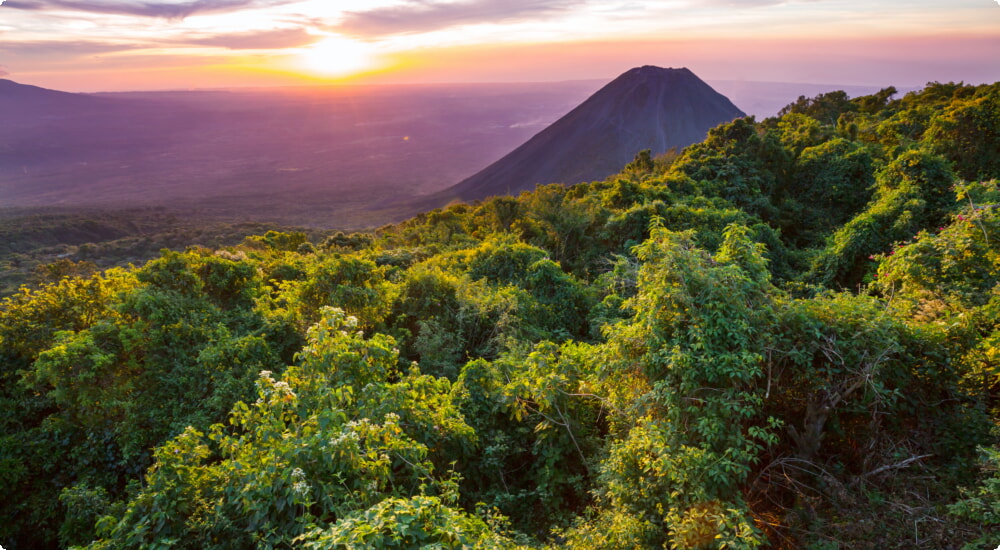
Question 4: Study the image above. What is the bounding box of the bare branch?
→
[862,454,933,479]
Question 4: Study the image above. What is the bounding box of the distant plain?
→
[1,77,897,229]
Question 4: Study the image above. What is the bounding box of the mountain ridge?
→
[0,78,107,109]
[436,65,746,203]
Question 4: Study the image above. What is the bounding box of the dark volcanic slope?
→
[0,78,87,103]
[0,79,108,119]
[444,66,746,202]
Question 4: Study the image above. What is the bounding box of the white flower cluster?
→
[291,467,311,498]
[328,429,360,449]
[213,249,247,261]
[273,381,294,396]
[254,370,296,404]
[301,308,364,360]
[340,320,360,338]
[345,418,369,431]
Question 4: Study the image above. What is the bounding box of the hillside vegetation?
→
[0,207,333,297]
[2,81,999,549]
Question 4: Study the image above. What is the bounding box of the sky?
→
[0,0,998,92]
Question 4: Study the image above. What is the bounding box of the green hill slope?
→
[1,81,999,550]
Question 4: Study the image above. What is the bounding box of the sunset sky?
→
[1,0,997,92]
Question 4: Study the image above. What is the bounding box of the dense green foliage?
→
[2,81,1000,549]
[0,207,331,297]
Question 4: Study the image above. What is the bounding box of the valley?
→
[2,77,897,229]
[1,80,602,227]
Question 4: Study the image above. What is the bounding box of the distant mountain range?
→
[437,66,745,203]
[0,79,109,122]
[0,78,95,105]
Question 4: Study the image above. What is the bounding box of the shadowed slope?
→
[441,66,746,202]
[0,79,108,119]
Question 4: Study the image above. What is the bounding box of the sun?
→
[297,36,377,78]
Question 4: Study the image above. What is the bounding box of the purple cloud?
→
[337,0,586,37]
[186,27,316,50]
[700,0,784,5]
[2,0,297,19]
[0,39,135,56]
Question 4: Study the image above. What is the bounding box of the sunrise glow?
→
[296,35,380,78]
[0,1,997,91]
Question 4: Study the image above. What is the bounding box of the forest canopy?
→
[2,81,1000,549]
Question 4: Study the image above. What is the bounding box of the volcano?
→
[441,66,746,202]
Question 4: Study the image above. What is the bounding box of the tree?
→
[577,223,776,549]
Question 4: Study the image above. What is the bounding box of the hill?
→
[2,79,1000,549]
[0,78,106,113]
[440,66,745,202]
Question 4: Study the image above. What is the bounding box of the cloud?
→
[337,0,587,37]
[0,65,9,77]
[2,0,297,19]
[697,0,786,5]
[0,39,135,56]
[185,27,316,49]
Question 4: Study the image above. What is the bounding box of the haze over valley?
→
[0,67,911,297]
[1,79,603,227]
[2,74,898,229]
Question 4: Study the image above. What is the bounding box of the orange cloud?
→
[365,33,1000,88]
